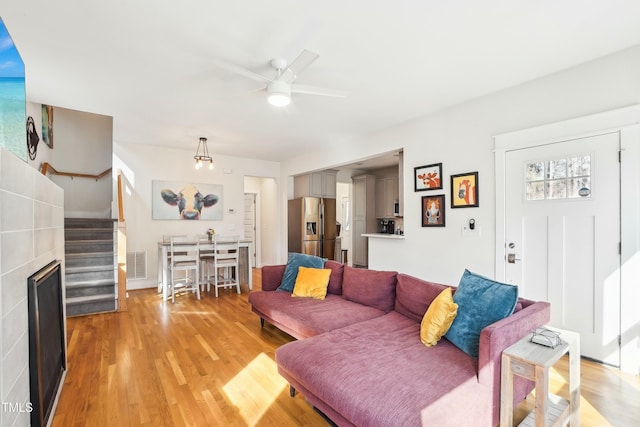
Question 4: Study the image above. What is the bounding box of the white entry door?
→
[504,132,621,365]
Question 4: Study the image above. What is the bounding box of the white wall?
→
[53,107,113,217]
[281,44,640,285]
[26,104,113,218]
[114,142,281,289]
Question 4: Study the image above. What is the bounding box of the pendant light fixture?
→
[194,137,214,170]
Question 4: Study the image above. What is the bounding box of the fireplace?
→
[28,260,66,427]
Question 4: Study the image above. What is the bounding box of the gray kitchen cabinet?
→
[375,175,398,218]
[294,171,337,198]
[352,174,377,267]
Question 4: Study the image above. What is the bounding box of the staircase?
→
[64,218,117,316]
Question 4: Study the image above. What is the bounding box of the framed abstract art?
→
[450,172,479,208]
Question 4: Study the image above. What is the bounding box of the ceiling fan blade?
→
[212,59,273,83]
[278,49,319,82]
[291,83,347,98]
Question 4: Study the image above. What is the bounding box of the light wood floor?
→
[53,276,640,426]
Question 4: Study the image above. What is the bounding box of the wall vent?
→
[126,251,147,279]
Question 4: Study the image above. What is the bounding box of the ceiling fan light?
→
[268,93,290,107]
[267,81,291,107]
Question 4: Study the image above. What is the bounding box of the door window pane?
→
[525,154,591,201]
[526,181,545,200]
[568,155,590,177]
[568,177,591,198]
[546,180,566,199]
[526,162,545,181]
[546,159,566,179]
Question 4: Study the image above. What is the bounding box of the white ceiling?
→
[4,1,640,163]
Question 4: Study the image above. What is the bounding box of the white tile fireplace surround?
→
[0,148,65,426]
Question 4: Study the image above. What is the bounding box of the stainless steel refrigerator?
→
[288,197,336,259]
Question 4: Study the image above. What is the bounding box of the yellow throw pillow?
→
[291,266,332,300]
[420,287,458,347]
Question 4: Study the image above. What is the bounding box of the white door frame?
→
[494,104,640,374]
[243,193,258,267]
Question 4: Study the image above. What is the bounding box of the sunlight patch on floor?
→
[222,353,288,426]
[530,366,612,426]
[616,367,640,392]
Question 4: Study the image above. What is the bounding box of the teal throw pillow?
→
[277,253,326,292]
[444,269,518,358]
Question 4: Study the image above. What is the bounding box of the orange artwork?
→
[421,195,445,227]
[415,163,443,191]
[451,172,479,208]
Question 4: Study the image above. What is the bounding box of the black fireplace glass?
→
[28,260,66,427]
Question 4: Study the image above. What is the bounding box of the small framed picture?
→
[421,195,445,227]
[414,163,443,191]
[450,172,479,208]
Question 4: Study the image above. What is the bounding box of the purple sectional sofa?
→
[248,261,550,427]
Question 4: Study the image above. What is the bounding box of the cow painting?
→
[160,184,219,220]
[415,163,443,191]
[417,172,441,189]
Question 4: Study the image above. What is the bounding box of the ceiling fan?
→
[216,49,347,106]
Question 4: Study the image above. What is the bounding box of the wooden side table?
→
[500,327,580,427]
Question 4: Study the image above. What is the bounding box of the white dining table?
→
[157,239,253,301]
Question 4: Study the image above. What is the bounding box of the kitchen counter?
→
[361,233,405,240]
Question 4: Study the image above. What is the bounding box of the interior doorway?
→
[243,193,257,267]
[336,182,352,266]
[244,176,278,267]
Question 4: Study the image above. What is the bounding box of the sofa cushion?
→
[248,291,386,339]
[420,287,458,347]
[292,267,331,300]
[445,269,518,358]
[277,253,326,292]
[260,264,287,291]
[342,266,397,312]
[394,274,450,322]
[324,260,344,295]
